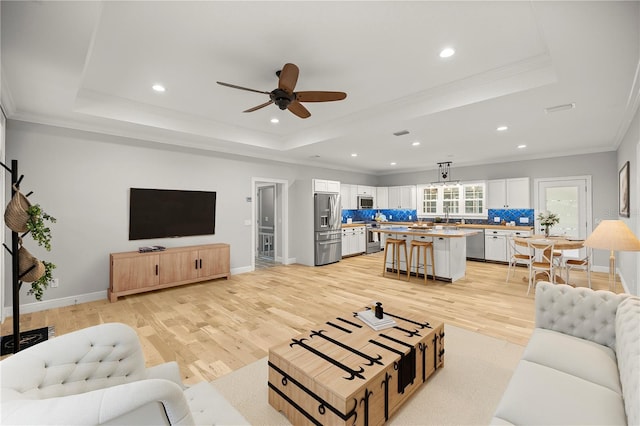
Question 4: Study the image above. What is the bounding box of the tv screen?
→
[129,188,216,240]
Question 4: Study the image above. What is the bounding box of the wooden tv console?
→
[108,243,230,302]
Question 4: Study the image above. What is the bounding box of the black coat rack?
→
[1,159,34,352]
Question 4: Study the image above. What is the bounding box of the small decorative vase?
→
[544,226,550,238]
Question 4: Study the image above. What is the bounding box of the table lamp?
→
[584,220,640,290]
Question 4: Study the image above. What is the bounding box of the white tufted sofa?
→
[0,322,249,425]
[492,281,640,425]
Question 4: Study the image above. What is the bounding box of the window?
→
[464,185,484,214]
[422,187,438,214]
[443,186,460,214]
[416,182,486,217]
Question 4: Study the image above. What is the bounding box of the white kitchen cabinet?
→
[314,179,340,193]
[357,185,375,196]
[387,186,416,209]
[355,226,366,253]
[487,178,530,209]
[376,187,389,209]
[432,236,466,281]
[485,231,507,262]
[484,228,532,262]
[340,184,357,210]
[342,226,366,257]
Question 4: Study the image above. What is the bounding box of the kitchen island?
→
[372,226,481,282]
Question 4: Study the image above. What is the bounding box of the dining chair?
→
[526,240,556,295]
[564,247,592,288]
[506,235,532,282]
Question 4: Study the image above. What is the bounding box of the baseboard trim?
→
[232,266,253,275]
[3,291,108,318]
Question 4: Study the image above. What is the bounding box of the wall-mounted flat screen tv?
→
[129,188,216,240]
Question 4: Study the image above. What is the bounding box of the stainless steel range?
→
[365,223,382,253]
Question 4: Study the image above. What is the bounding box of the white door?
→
[534,177,592,257]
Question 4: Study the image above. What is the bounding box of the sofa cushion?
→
[492,360,626,425]
[523,328,621,393]
[615,297,640,426]
[535,282,628,350]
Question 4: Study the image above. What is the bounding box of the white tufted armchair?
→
[0,322,249,425]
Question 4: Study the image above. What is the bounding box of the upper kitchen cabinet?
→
[388,185,416,209]
[357,185,375,196]
[340,184,357,210]
[376,187,389,209]
[487,178,530,209]
[313,179,340,193]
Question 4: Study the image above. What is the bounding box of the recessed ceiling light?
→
[496,126,508,132]
[439,47,455,58]
[351,153,358,157]
[517,144,527,149]
[152,84,166,92]
[412,141,421,146]
[390,162,397,166]
[270,118,279,124]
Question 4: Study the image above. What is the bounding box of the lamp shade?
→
[584,220,640,251]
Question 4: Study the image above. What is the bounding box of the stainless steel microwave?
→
[357,196,374,209]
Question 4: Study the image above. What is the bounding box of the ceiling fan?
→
[216,63,347,119]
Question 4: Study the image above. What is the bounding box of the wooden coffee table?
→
[268,307,445,425]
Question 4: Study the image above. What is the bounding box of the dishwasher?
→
[466,229,485,261]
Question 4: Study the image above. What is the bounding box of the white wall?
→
[4,120,373,309]
[616,107,640,295]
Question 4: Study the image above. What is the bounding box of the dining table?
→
[514,234,585,284]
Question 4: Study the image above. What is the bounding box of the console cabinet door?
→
[159,250,199,284]
[198,246,230,278]
[112,255,159,291]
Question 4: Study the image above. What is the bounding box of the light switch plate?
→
[519,217,529,223]
[493,217,501,223]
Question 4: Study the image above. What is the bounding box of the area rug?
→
[0,326,55,355]
[210,325,525,425]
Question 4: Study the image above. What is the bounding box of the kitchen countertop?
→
[342,223,368,228]
[457,224,534,231]
[371,226,482,238]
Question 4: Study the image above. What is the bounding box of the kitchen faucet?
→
[444,205,450,223]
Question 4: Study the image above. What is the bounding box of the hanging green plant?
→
[27,261,56,301]
[26,204,56,251]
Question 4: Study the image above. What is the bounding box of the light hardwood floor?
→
[1,253,618,384]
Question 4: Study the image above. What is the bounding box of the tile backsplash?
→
[487,208,535,225]
[342,209,417,223]
[342,208,535,226]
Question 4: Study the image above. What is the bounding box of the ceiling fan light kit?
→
[217,63,346,119]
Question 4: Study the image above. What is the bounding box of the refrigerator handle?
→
[329,195,335,223]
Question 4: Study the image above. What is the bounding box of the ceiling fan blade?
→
[243,100,274,113]
[278,63,299,93]
[287,100,311,119]
[217,81,270,95]
[295,91,347,102]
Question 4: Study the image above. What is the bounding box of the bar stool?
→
[407,240,435,284]
[382,238,407,279]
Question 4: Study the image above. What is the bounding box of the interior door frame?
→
[251,177,289,270]
[533,174,593,239]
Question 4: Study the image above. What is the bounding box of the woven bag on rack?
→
[4,185,31,233]
[18,246,45,282]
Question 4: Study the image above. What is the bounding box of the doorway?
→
[257,184,275,267]
[534,176,592,258]
[251,178,289,271]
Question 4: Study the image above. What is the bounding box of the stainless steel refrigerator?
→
[314,192,342,265]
